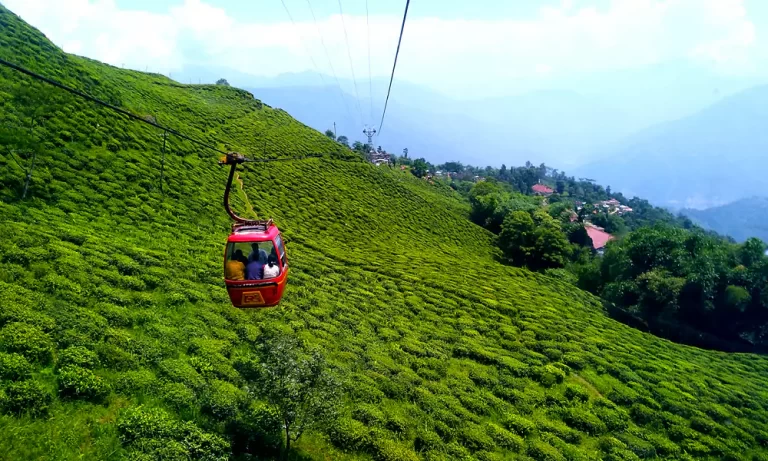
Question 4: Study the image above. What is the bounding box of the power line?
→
[336,0,365,127]
[0,57,362,165]
[377,0,410,135]
[304,0,356,129]
[278,0,330,90]
[0,57,229,155]
[366,0,373,124]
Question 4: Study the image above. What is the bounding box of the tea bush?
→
[57,365,110,401]
[0,352,32,380]
[58,346,99,369]
[1,379,52,415]
[0,322,54,363]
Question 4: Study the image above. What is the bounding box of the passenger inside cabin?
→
[225,249,246,280]
[263,255,280,279]
[245,256,264,280]
[249,243,268,264]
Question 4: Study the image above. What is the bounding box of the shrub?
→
[690,416,717,435]
[160,381,196,410]
[504,412,536,436]
[118,406,178,443]
[0,352,32,380]
[58,366,111,401]
[444,441,472,459]
[561,407,607,435]
[485,422,524,452]
[385,413,409,436]
[629,403,658,426]
[474,451,504,461]
[527,440,566,461]
[533,364,567,387]
[535,417,582,444]
[594,405,630,431]
[158,358,206,390]
[371,437,420,461]
[118,406,230,460]
[114,370,157,394]
[0,379,52,416]
[58,346,99,369]
[562,353,587,370]
[414,429,442,452]
[543,348,563,362]
[599,436,627,453]
[95,303,133,327]
[564,384,590,403]
[202,379,245,420]
[227,402,283,458]
[607,384,640,406]
[353,404,386,426]
[328,417,373,452]
[95,343,139,371]
[617,433,657,459]
[0,322,54,363]
[458,423,494,452]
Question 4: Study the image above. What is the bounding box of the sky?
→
[4,0,768,98]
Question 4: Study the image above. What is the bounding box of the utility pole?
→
[362,126,377,147]
[21,151,36,200]
[159,129,169,195]
[333,122,337,139]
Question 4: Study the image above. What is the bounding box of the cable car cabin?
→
[223,220,289,308]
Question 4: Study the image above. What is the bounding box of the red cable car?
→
[220,153,289,308]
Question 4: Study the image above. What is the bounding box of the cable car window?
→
[275,235,288,266]
[225,241,281,281]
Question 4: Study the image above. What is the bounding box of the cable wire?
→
[304,0,356,129]
[377,0,410,135]
[278,0,330,90]
[0,57,229,155]
[366,0,373,124]
[336,0,365,126]
[0,57,363,165]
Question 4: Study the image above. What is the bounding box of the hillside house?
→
[585,223,615,255]
[594,199,633,215]
[370,151,391,166]
[532,184,554,196]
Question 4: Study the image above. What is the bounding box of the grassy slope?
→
[2,5,768,460]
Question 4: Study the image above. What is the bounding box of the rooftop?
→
[585,223,614,250]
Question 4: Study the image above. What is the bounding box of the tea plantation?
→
[2,5,768,460]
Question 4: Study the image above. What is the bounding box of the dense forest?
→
[5,4,768,461]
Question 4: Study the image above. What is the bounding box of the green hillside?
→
[3,5,768,460]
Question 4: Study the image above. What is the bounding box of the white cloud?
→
[2,0,759,93]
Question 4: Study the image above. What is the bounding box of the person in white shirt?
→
[263,256,281,279]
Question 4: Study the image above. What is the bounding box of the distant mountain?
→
[576,85,768,208]
[682,198,768,243]
[174,62,766,170]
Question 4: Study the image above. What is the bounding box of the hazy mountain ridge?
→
[682,197,768,243]
[176,62,765,171]
[576,84,768,208]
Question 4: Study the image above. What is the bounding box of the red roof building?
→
[532,184,554,195]
[585,223,614,251]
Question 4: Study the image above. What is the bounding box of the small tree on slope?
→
[250,333,340,457]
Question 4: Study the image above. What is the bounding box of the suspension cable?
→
[0,57,229,155]
[0,57,362,165]
[366,0,373,125]
[377,0,410,135]
[278,0,330,90]
[304,0,356,129]
[336,0,365,127]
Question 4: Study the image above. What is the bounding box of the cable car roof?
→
[228,221,280,243]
